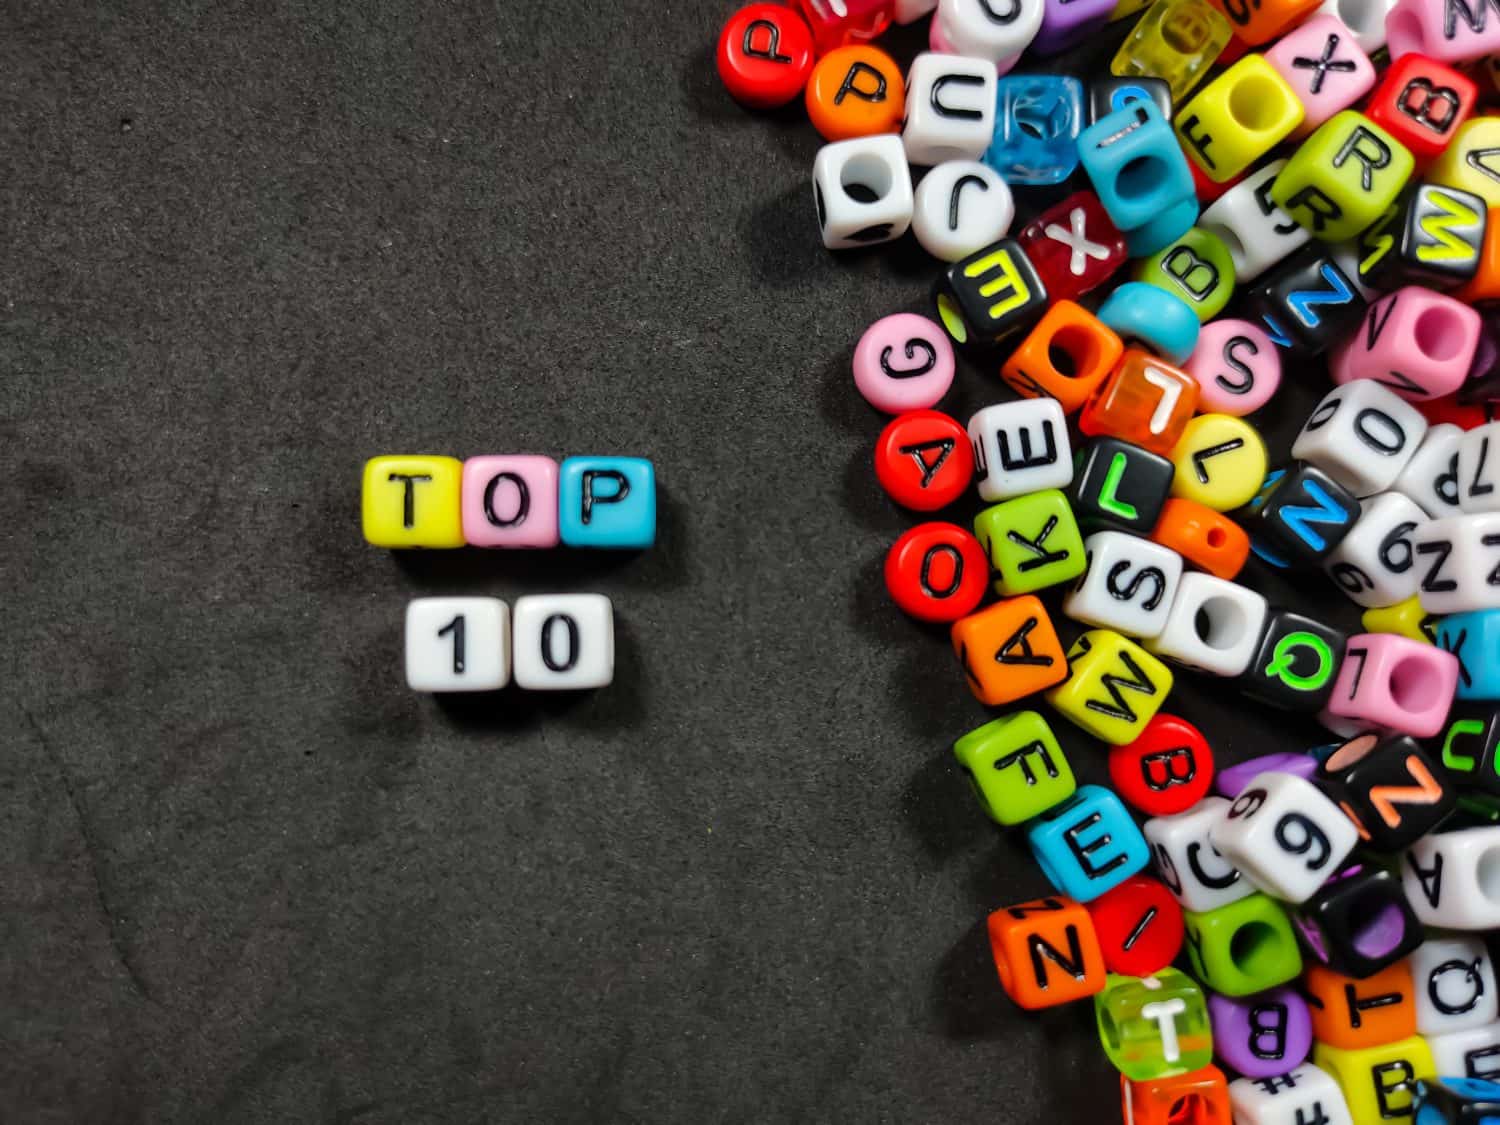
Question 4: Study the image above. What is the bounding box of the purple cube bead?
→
[1214,752,1320,798]
[1207,987,1313,1078]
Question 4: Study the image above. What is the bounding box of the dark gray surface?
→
[4,3,1364,1122]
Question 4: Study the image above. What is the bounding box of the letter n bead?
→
[362,455,465,548]
[1318,731,1459,845]
[954,710,1076,825]
[1028,784,1151,901]
[988,896,1106,1009]
[1323,636,1461,739]
[461,455,560,548]
[558,457,656,548]
[1046,629,1174,743]
[1385,0,1500,64]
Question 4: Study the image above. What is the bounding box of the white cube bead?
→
[936,0,1043,63]
[903,54,999,166]
[1403,827,1500,930]
[1144,572,1269,677]
[1459,421,1500,514]
[1209,772,1360,904]
[911,161,1014,261]
[1063,531,1184,639]
[1144,797,1254,913]
[968,398,1072,501]
[405,596,511,692]
[1316,0,1396,52]
[1229,1064,1355,1125]
[1394,421,1463,518]
[512,593,614,690]
[812,135,914,251]
[1291,382,1428,497]
[1198,160,1311,283]
[1323,491,1431,607]
[1410,935,1499,1037]
[1428,1021,1500,1082]
[1412,512,1500,614]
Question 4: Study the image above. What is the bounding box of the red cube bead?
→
[1364,54,1478,162]
[884,522,988,622]
[874,409,974,511]
[1017,191,1128,301]
[1085,874,1185,977]
[1108,713,1215,816]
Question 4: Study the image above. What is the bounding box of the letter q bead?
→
[852,313,956,413]
[885,522,988,622]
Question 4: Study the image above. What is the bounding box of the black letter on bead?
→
[1284,187,1344,233]
[1177,114,1215,171]
[1333,126,1393,191]
[880,338,939,379]
[540,614,580,672]
[742,18,791,62]
[482,471,531,528]
[835,62,887,105]
[932,73,985,119]
[581,470,630,524]
[920,543,965,599]
[387,472,432,529]
[948,174,990,230]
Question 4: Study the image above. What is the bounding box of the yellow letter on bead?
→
[361,455,466,548]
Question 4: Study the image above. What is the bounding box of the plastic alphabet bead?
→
[1271,112,1415,243]
[1176,57,1305,184]
[1168,414,1266,512]
[874,409,974,510]
[1244,463,1362,564]
[1077,100,1197,245]
[1439,704,1500,804]
[1203,0,1321,43]
[405,596,510,692]
[1095,285,1201,367]
[1460,423,1500,513]
[1305,960,1417,1048]
[1122,1065,1233,1125]
[933,237,1047,347]
[935,0,1045,68]
[1095,968,1212,1080]
[1238,608,1346,711]
[853,313,957,413]
[954,710,1077,825]
[1045,629,1174,743]
[1108,713,1213,815]
[987,896,1106,1009]
[1150,498,1250,579]
[1319,731,1458,843]
[1199,160,1312,283]
[1145,797,1252,913]
[812,134,915,249]
[558,457,655,549]
[1000,300,1123,412]
[1414,1078,1500,1124]
[511,594,614,690]
[1064,530,1185,638]
[1211,772,1359,902]
[1184,320,1282,416]
[1293,381,1429,495]
[1182,893,1302,997]
[986,75,1085,186]
[1427,1023,1500,1082]
[1324,492,1431,609]
[1410,935,1498,1037]
[1362,594,1437,643]
[1145,571,1268,677]
[1017,190,1129,301]
[1394,423,1464,518]
[1365,54,1478,164]
[1296,863,1423,979]
[1324,632,1458,737]
[1109,0,1233,102]
[1228,1064,1355,1125]
[1217,752,1319,796]
[951,595,1069,705]
[1085,874,1185,976]
[1208,988,1312,1079]
[1079,349,1199,455]
[362,455,465,548]
[1385,0,1500,63]
[1071,438,1176,534]
[911,161,1015,261]
[1403,826,1500,929]
[1313,1036,1434,1123]
[805,44,905,141]
[461,455,561,549]
[1413,513,1500,614]
[1088,76,1173,124]
[1263,17,1375,138]
[968,398,1073,501]
[974,488,1087,595]
[885,522,989,622]
[1028,784,1152,901]
[1438,609,1500,700]
[1246,248,1366,355]
[1135,227,1236,322]
[1355,186,1488,293]
[717,3,816,108]
[901,53,998,166]
[1333,288,1482,403]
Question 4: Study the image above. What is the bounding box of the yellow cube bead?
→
[1313,1036,1434,1124]
[1176,56,1305,183]
[1169,414,1268,512]
[1045,629,1174,743]
[1111,0,1234,102]
[1272,112,1415,242]
[1362,595,1437,645]
[1429,117,1500,210]
[361,455,465,548]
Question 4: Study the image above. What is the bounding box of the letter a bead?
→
[1403,826,1500,929]
[874,409,974,510]
[988,896,1106,1009]
[952,595,1069,706]
[1046,629,1174,743]
[362,455,465,548]
[1029,785,1152,901]
[954,710,1077,825]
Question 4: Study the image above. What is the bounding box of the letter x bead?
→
[1044,206,1110,277]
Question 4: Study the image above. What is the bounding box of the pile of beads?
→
[718,0,1500,1119]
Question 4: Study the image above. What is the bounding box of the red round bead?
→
[874,409,974,511]
[1085,874,1185,977]
[1108,713,1214,817]
[884,523,988,622]
[716,3,816,109]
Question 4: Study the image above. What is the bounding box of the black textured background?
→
[4,3,1378,1122]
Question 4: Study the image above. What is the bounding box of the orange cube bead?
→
[1204,0,1321,44]
[1150,498,1250,580]
[1079,349,1199,455]
[1121,1066,1233,1125]
[988,896,1106,1010]
[951,595,1068,706]
[1304,961,1417,1050]
[1452,207,1500,305]
[1001,301,1124,414]
[804,45,904,141]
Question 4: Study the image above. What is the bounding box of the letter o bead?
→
[884,522,988,622]
[852,313,956,413]
[461,455,560,548]
[716,3,816,108]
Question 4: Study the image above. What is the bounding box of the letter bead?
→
[1326,492,1430,609]
[988,896,1106,1009]
[1146,572,1268,677]
[1334,288,1482,404]
[952,595,1069,706]
[1080,349,1199,455]
[1263,17,1376,137]
[1096,283,1202,366]
[1109,0,1233,101]
[875,409,974,511]
[852,313,956,413]
[902,53,998,166]
[1414,1077,1500,1124]
[1145,797,1252,913]
[1077,99,1198,239]
[405,596,510,692]
[1001,300,1124,412]
[935,0,1046,67]
[973,488,1088,594]
[954,710,1077,825]
[1439,608,1500,700]
[1427,1022,1500,1082]
[1294,382,1429,495]
[512,593,614,690]
[1306,960,1417,1048]
[1245,464,1363,563]
[1135,226,1237,322]
[1169,414,1266,513]
[559,456,655,549]
[1411,935,1499,1038]
[716,3,816,109]
[1085,874,1185,977]
[461,455,560,549]
[1412,512,1500,614]
[885,522,989,622]
[1208,988,1313,1079]
[805,44,905,141]
[1199,160,1312,283]
[1065,530,1185,638]
[1045,628,1174,743]
[1184,320,1282,416]
[1325,632,1460,737]
[1272,112,1415,243]
[1123,1066,1233,1125]
[1108,713,1213,816]
[1238,609,1347,711]
[1247,248,1367,356]
[1183,893,1303,997]
[933,237,1048,347]
[1294,864,1423,979]
[1029,784,1152,901]
[1211,772,1360,902]
[1404,826,1500,929]
[1438,704,1500,806]
[1096,968,1213,1080]
[1088,76,1173,125]
[362,455,465,548]
[1150,498,1251,580]
[1356,186,1488,294]
[985,75,1085,186]
[1313,1037,1434,1123]
[1366,54,1479,164]
[1385,0,1500,63]
[1071,438,1177,534]
[1017,190,1129,301]
[1175,56,1305,184]
[1461,422,1500,514]
[1320,730,1459,843]
[1395,422,1464,518]
[968,398,1072,500]
[911,160,1015,262]
[812,134,915,250]
[1228,1064,1355,1125]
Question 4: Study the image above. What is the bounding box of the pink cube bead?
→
[1387,0,1500,63]
[460,455,560,548]
[1183,319,1281,415]
[852,313,957,413]
[1325,632,1459,738]
[1265,17,1376,136]
[1330,287,1482,401]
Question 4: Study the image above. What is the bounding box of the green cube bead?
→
[1133,226,1235,322]
[973,489,1087,596]
[1095,968,1214,1081]
[954,711,1076,826]
[1182,893,1302,997]
[1271,112,1415,243]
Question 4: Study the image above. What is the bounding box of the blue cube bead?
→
[1077,99,1195,236]
[558,456,657,548]
[985,76,1086,187]
[1096,282,1201,364]
[1027,784,1149,902]
[1438,610,1500,702]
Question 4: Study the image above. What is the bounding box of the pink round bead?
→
[1325,633,1460,738]
[460,455,561,548]
[1330,287,1482,401]
[852,313,956,413]
[1183,319,1281,416]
